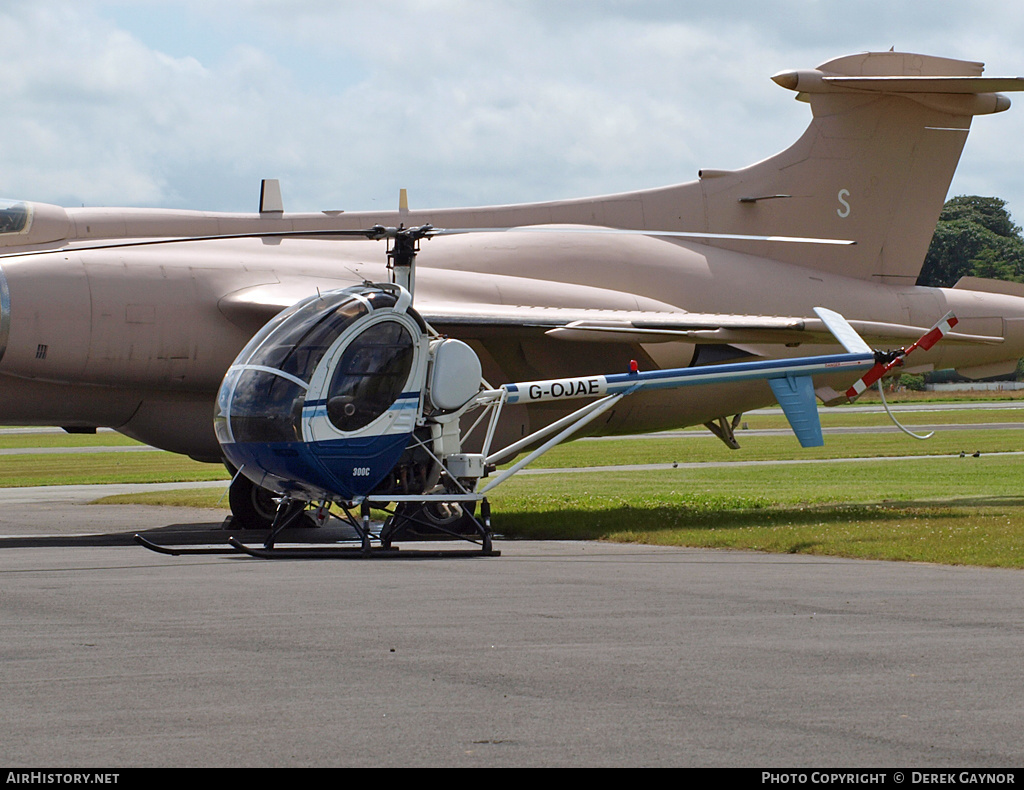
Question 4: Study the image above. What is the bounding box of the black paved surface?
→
[1,492,1022,767]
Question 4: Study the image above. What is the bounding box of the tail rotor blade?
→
[846,362,888,399]
[906,312,959,353]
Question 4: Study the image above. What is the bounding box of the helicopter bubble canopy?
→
[215,283,435,502]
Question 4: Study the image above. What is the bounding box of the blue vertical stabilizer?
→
[769,375,824,447]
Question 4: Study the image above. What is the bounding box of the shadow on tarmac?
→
[0,520,233,549]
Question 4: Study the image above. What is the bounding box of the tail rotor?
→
[845,312,959,400]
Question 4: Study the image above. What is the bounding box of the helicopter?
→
[141,223,956,558]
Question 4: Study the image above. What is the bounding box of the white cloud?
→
[2,0,1024,222]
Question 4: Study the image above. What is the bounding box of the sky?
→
[5,0,1024,220]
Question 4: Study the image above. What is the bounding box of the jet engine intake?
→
[0,263,9,366]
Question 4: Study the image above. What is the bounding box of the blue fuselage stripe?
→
[603,353,873,389]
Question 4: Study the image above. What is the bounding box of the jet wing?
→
[218,283,1004,347]
[422,302,808,343]
[421,303,1005,347]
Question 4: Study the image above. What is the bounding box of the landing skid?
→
[134,533,499,559]
[133,497,499,559]
[133,534,232,556]
[227,537,498,559]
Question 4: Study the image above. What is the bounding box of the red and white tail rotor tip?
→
[845,312,958,400]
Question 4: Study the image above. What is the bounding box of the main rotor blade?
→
[0,227,398,259]
[429,226,857,245]
[0,223,855,259]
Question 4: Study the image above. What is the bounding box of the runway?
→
[2,490,1023,767]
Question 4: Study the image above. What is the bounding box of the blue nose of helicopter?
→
[214,284,424,503]
[218,430,414,502]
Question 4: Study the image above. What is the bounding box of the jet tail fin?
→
[686,52,1024,285]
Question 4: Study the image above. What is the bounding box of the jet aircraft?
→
[2,50,1024,537]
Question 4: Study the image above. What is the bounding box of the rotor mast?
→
[384,225,430,297]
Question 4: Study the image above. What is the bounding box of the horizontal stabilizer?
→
[773,72,1024,96]
[824,76,1024,93]
[769,375,824,448]
[952,276,1024,298]
[813,307,872,354]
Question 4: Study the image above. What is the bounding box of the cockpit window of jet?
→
[0,201,30,235]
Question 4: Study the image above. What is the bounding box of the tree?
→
[917,196,1024,287]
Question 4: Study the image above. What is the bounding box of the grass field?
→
[7,395,1024,567]
[485,457,1024,567]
